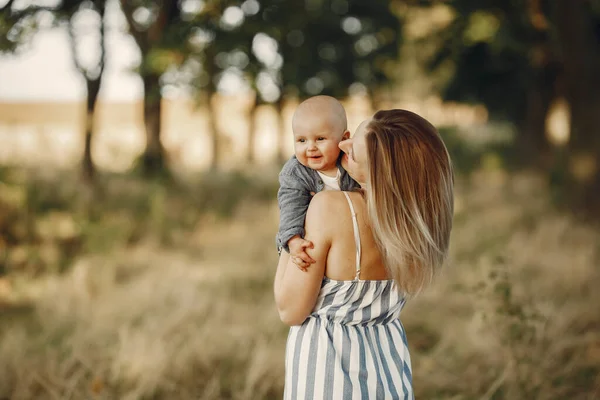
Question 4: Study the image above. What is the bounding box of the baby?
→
[276,95,360,267]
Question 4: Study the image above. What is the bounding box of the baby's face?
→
[293,116,347,175]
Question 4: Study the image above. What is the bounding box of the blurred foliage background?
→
[0,0,599,399]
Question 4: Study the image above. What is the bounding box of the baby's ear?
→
[342,130,350,140]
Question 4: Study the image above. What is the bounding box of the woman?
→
[274,109,454,399]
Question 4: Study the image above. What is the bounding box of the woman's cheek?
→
[346,158,360,180]
[340,153,348,169]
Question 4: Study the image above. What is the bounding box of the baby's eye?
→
[297,138,306,143]
[317,137,326,141]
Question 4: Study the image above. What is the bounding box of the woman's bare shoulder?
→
[310,190,347,207]
[308,191,363,219]
[304,192,350,238]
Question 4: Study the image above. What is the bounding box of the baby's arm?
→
[277,172,312,247]
[276,164,316,267]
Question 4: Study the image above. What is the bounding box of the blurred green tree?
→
[553,1,600,214]
[65,0,108,184]
[120,0,249,173]
[239,0,402,163]
[179,0,402,167]
[119,0,191,177]
[425,0,600,215]
[1,0,107,185]
[2,0,402,173]
[184,1,252,170]
[0,0,55,52]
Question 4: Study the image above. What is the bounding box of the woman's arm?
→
[274,192,333,326]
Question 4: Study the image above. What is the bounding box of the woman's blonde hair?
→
[365,109,454,295]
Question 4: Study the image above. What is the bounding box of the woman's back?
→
[308,191,407,325]
[321,191,389,282]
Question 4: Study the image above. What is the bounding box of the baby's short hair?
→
[292,95,348,136]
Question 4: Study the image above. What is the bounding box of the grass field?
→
[0,163,598,399]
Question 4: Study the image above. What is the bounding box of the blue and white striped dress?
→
[284,192,414,399]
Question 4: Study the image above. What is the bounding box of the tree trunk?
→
[141,73,165,175]
[275,96,286,164]
[554,1,600,215]
[247,95,258,164]
[82,78,102,183]
[119,0,182,178]
[202,43,221,172]
[66,1,106,185]
[206,90,220,171]
[515,67,555,170]
[564,96,600,214]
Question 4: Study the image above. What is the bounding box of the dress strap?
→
[342,192,361,280]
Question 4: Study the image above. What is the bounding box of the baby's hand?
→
[288,236,315,271]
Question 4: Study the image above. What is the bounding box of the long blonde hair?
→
[365,109,454,295]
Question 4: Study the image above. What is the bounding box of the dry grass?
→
[0,194,286,400]
[0,167,599,399]
[405,170,600,399]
